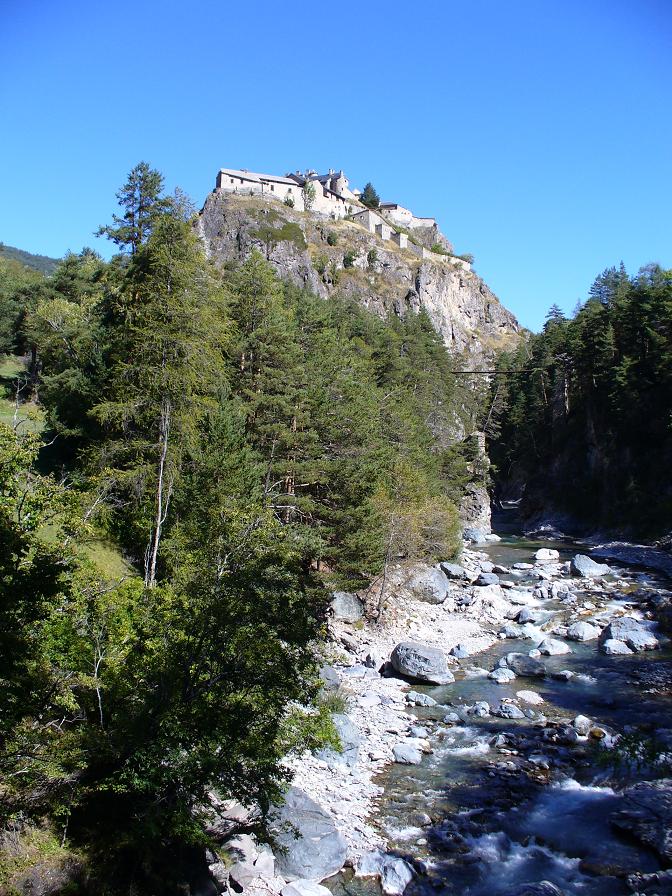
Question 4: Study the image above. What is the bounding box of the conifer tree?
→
[93,212,228,585]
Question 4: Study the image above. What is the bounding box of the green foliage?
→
[326,230,338,246]
[2,163,482,889]
[283,194,294,208]
[252,221,307,254]
[302,180,316,211]
[343,249,356,268]
[360,182,380,209]
[431,243,449,256]
[489,263,672,535]
[96,161,172,254]
[457,252,474,264]
[313,253,328,276]
[367,248,377,269]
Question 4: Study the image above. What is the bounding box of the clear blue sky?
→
[2,0,670,331]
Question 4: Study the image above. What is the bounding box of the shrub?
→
[431,243,449,256]
[326,231,338,246]
[343,250,356,269]
[367,248,377,269]
[458,252,475,264]
[284,195,295,208]
[313,253,328,276]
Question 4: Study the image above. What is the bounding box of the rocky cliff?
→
[197,192,520,365]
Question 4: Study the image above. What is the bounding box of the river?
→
[326,531,672,896]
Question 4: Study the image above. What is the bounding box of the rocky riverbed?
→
[204,534,672,896]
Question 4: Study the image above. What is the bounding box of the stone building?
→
[216,167,355,219]
[378,202,437,231]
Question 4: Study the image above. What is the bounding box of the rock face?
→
[390,641,455,684]
[197,192,520,364]
[269,787,347,881]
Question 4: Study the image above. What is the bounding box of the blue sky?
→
[2,0,670,331]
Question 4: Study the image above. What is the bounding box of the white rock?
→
[282,882,332,896]
[381,857,414,895]
[516,690,544,705]
[535,548,560,564]
[573,715,592,735]
[537,638,571,656]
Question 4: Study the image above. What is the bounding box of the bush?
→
[313,253,328,276]
[431,243,449,256]
[343,250,356,269]
[367,248,378,269]
[458,252,475,264]
[284,195,295,208]
[326,231,338,246]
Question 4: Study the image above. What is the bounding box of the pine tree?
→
[360,182,380,209]
[96,162,172,254]
[93,212,228,585]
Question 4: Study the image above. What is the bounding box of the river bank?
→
[209,534,672,896]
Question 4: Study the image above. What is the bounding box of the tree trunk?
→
[145,396,172,587]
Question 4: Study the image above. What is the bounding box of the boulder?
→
[611,779,672,864]
[355,851,385,878]
[392,742,423,765]
[517,607,546,624]
[535,548,560,564]
[330,591,363,623]
[269,787,347,881]
[406,690,437,707]
[600,638,633,656]
[495,701,526,719]
[571,554,611,578]
[489,667,517,684]
[440,561,469,580]
[626,629,660,651]
[469,701,490,717]
[404,564,450,604]
[599,616,659,651]
[537,638,571,656]
[390,641,455,685]
[502,883,564,896]
[380,857,414,896]
[282,882,332,896]
[504,652,546,678]
[450,643,470,658]
[566,621,600,641]
[516,690,544,705]
[317,713,360,768]
[572,714,592,735]
[475,572,500,586]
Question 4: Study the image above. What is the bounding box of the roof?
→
[220,168,298,187]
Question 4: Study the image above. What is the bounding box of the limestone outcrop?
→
[197,192,520,365]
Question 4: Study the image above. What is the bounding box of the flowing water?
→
[327,529,672,896]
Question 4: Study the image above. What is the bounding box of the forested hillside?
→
[489,263,672,537]
[0,243,60,275]
[0,164,485,892]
